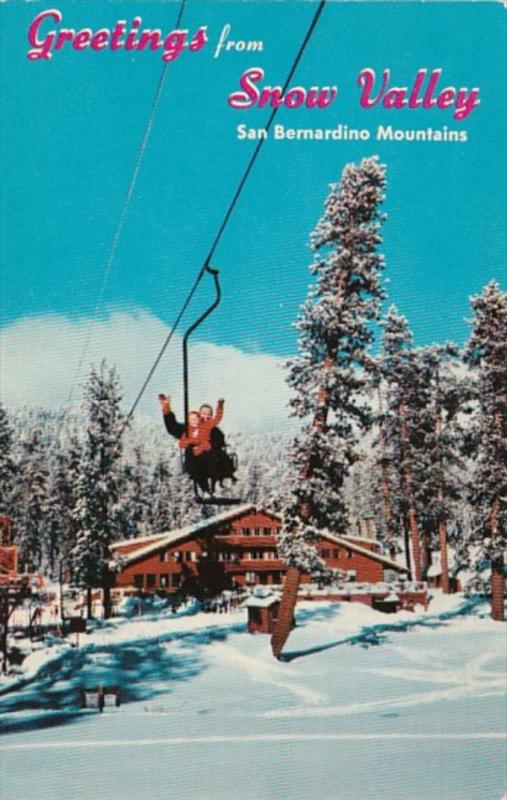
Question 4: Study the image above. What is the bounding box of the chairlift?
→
[181,266,241,506]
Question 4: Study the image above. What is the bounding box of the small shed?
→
[245,592,280,634]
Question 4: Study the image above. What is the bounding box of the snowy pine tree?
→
[272,156,387,656]
[463,281,507,620]
[16,428,48,572]
[412,345,466,592]
[376,307,426,580]
[71,361,125,618]
[0,404,17,517]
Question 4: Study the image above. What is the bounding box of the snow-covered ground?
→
[1,593,506,800]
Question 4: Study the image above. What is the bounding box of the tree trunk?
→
[491,557,505,622]
[438,521,450,593]
[435,408,450,593]
[271,567,301,658]
[490,499,504,621]
[271,357,335,659]
[103,582,112,620]
[86,587,93,619]
[402,513,412,579]
[420,531,431,576]
[377,387,396,555]
[399,406,422,582]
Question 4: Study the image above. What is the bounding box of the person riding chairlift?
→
[158,394,236,495]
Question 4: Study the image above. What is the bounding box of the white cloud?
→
[0,309,294,434]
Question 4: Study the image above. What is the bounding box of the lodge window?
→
[263,551,275,560]
[347,549,353,559]
[173,551,181,562]
[245,571,256,584]
[242,528,251,536]
[254,528,261,536]
[172,574,181,587]
[185,551,194,562]
[160,551,170,562]
[159,574,170,588]
[333,549,339,559]
[146,574,156,589]
[321,548,330,559]
[134,574,144,589]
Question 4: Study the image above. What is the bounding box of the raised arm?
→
[158,394,185,439]
[212,398,225,427]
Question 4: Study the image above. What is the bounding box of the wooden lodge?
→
[111,505,410,599]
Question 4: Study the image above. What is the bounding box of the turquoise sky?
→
[1,0,506,360]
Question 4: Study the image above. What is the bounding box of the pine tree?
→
[120,445,150,537]
[412,345,465,592]
[44,436,82,576]
[16,429,48,572]
[71,361,125,618]
[147,455,177,532]
[463,281,507,620]
[376,307,426,581]
[272,156,387,657]
[0,404,17,518]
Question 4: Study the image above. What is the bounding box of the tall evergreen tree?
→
[120,445,150,538]
[147,455,177,532]
[71,361,125,618]
[412,345,465,592]
[376,307,427,580]
[0,404,17,517]
[16,429,48,572]
[463,281,507,620]
[272,156,387,657]
[44,436,82,576]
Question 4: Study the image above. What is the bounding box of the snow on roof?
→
[343,535,379,546]
[112,532,168,549]
[118,504,256,566]
[244,594,280,608]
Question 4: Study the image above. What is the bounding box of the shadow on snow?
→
[279,597,484,663]
[0,618,247,735]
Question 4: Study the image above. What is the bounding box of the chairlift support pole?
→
[182,266,221,434]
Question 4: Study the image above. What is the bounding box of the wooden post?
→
[490,499,504,622]
[271,567,300,658]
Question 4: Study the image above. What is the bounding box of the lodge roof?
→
[112,505,407,573]
[319,531,408,572]
[114,504,256,566]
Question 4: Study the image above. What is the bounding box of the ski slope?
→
[1,595,506,800]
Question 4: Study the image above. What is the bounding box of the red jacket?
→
[179,401,224,455]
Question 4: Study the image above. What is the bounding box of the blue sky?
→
[0,1,505,421]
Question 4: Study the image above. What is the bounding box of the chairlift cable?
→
[123,0,327,429]
[66,0,188,407]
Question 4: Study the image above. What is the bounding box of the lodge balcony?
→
[223,558,286,572]
[215,535,278,547]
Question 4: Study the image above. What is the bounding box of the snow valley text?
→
[27,10,480,122]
